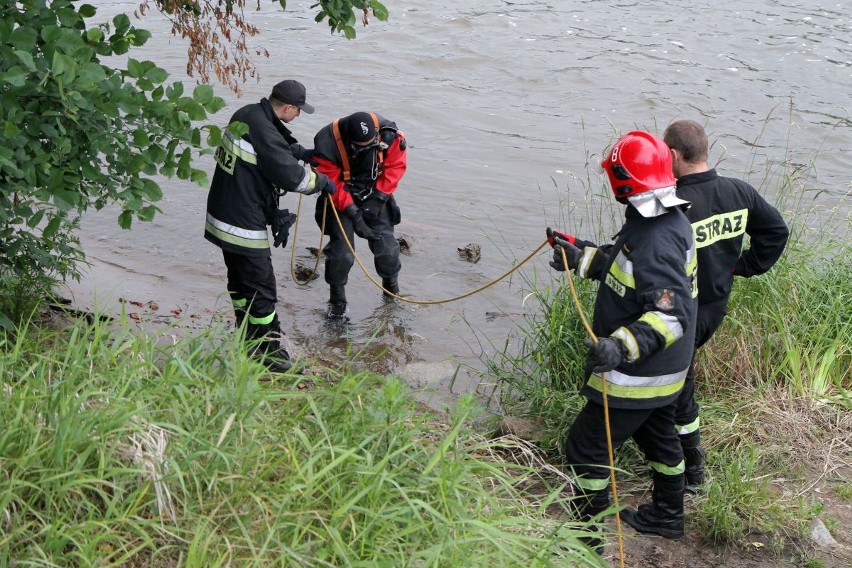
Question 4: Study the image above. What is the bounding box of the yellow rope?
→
[289,194,326,286]
[289,194,547,304]
[286,195,626,564]
[558,246,625,568]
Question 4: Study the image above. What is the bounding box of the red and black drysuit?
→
[562,204,697,520]
[205,97,315,354]
[311,114,407,298]
[673,169,788,480]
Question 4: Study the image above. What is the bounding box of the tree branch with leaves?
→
[139,0,389,94]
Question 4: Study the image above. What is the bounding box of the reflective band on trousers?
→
[206,213,269,249]
[649,460,685,476]
[587,366,688,400]
[676,417,700,435]
[248,312,275,326]
[575,475,611,492]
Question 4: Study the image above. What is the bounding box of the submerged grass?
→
[0,315,608,567]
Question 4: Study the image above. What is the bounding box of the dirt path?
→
[600,486,852,568]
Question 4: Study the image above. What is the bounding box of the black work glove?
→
[344,204,380,240]
[271,209,298,248]
[549,236,583,272]
[321,175,337,195]
[584,337,627,373]
[301,147,314,163]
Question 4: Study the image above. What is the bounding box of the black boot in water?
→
[620,473,684,539]
[327,284,347,319]
[381,277,399,299]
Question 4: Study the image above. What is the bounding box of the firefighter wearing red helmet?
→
[547,130,698,550]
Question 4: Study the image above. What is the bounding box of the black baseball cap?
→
[340,112,378,144]
[270,80,315,114]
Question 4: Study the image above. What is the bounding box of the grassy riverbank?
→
[486,179,851,565]
[0,315,610,567]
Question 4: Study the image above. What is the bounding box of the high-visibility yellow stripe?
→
[577,247,598,278]
[575,476,610,492]
[205,213,269,250]
[676,417,700,435]
[205,221,269,250]
[612,327,639,362]
[692,208,748,248]
[248,312,275,326]
[638,311,682,347]
[222,132,258,164]
[649,460,685,476]
[587,373,685,400]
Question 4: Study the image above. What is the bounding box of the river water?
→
[69,0,851,410]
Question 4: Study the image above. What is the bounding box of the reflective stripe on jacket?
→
[205,98,309,256]
[676,169,789,305]
[579,205,698,409]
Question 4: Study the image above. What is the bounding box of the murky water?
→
[69,0,851,409]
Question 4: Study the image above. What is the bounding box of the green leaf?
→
[52,51,66,76]
[127,58,142,78]
[193,84,214,105]
[0,311,15,333]
[27,209,45,228]
[144,65,168,84]
[130,28,151,46]
[166,82,185,100]
[43,216,62,240]
[13,49,36,71]
[139,178,163,201]
[372,1,389,21]
[78,4,97,18]
[137,205,157,222]
[190,168,208,186]
[113,14,131,36]
[117,210,133,229]
[206,125,223,147]
[4,67,28,87]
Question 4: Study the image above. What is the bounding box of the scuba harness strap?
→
[332,112,383,183]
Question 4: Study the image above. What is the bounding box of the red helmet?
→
[601,131,676,200]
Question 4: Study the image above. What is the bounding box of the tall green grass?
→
[486,131,851,555]
[0,315,607,567]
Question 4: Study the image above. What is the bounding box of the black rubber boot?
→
[573,489,610,554]
[260,342,292,373]
[620,473,684,539]
[681,430,706,493]
[381,277,399,298]
[256,318,292,373]
[328,284,347,319]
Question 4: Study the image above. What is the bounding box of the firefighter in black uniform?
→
[205,80,335,372]
[663,119,789,491]
[549,131,698,547]
[311,112,407,319]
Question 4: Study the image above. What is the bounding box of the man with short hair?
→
[311,111,407,319]
[664,119,789,491]
[205,79,335,372]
